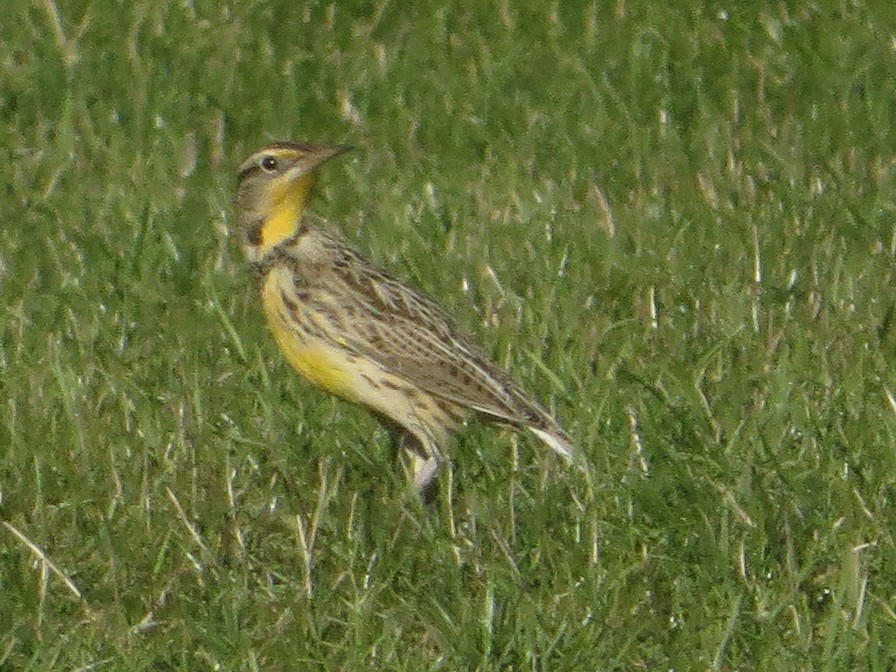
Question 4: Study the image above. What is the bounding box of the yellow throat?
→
[257,172,317,256]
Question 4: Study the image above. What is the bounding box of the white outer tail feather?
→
[528,426,576,462]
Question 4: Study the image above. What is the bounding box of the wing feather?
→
[279,226,574,458]
[324,244,541,426]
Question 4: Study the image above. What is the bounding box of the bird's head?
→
[234,142,350,262]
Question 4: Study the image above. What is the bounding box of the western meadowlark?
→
[234,141,576,492]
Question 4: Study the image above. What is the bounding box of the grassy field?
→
[3,0,896,669]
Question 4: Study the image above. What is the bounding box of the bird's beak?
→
[282,144,352,181]
[307,144,353,170]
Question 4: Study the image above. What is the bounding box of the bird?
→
[233,141,576,493]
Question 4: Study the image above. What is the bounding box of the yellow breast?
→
[261,272,361,402]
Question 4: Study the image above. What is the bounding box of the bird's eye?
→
[260,155,279,172]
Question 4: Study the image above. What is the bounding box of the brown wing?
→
[323,243,549,428]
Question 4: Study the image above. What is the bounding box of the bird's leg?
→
[394,430,441,497]
[375,415,442,497]
[409,452,441,493]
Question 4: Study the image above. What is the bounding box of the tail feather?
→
[528,425,576,461]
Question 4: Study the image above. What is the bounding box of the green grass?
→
[3,0,896,669]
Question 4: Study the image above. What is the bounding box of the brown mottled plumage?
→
[234,141,575,491]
